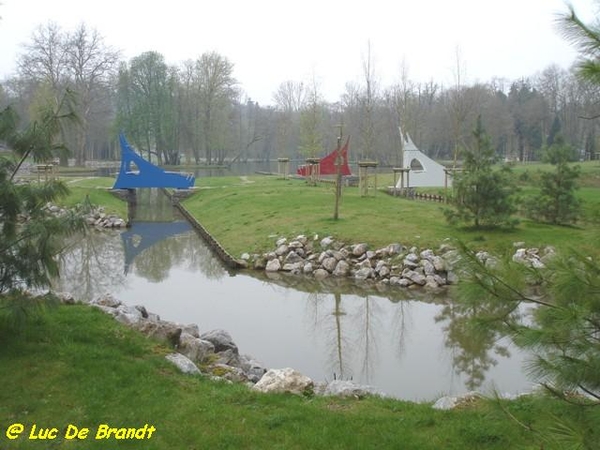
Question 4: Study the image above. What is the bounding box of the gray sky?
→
[0,0,596,105]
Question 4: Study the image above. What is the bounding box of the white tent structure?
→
[395,128,449,188]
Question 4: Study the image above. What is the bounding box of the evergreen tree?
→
[445,116,518,228]
[526,136,581,225]
[455,246,600,447]
[0,100,85,328]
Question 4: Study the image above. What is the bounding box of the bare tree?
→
[65,23,120,164]
[359,41,379,161]
[299,73,324,158]
[273,80,305,158]
[196,51,237,164]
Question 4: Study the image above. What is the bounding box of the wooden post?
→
[392,167,410,197]
[333,128,343,220]
[358,161,378,197]
[277,158,289,179]
[305,158,320,186]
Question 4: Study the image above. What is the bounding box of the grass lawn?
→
[181,169,600,259]
[1,303,596,450]
[58,177,128,218]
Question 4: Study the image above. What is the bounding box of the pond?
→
[52,189,535,401]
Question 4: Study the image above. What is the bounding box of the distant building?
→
[395,128,449,188]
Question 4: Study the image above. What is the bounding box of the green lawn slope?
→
[1,303,593,450]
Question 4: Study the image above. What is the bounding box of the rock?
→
[352,243,369,257]
[433,274,447,286]
[275,244,289,256]
[113,305,144,325]
[354,267,373,280]
[252,368,314,395]
[209,363,247,382]
[253,256,267,270]
[57,292,76,304]
[214,348,241,367]
[295,235,308,245]
[282,262,304,272]
[303,262,314,274]
[181,323,200,338]
[320,236,334,249]
[432,392,480,410]
[331,250,345,261]
[403,253,420,269]
[134,305,149,318]
[322,257,338,273]
[288,240,304,249]
[178,333,215,363]
[313,268,329,279]
[92,293,121,308]
[333,260,350,277]
[387,243,403,256]
[432,256,446,272]
[265,258,281,272]
[240,252,251,261]
[356,259,373,270]
[377,264,391,278]
[239,356,268,383]
[404,270,426,286]
[132,320,182,347]
[165,353,201,375]
[275,237,287,247]
[446,270,459,284]
[284,251,304,264]
[422,260,436,276]
[318,380,382,398]
[425,275,439,289]
[199,329,238,354]
[420,249,435,261]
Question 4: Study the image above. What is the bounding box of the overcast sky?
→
[0,0,597,105]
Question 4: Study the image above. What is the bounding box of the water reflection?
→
[435,301,511,391]
[52,192,534,400]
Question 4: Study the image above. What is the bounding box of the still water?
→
[53,189,535,401]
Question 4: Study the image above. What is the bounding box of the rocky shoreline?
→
[58,292,384,400]
[54,291,538,408]
[241,234,556,290]
[242,235,458,289]
[44,202,128,229]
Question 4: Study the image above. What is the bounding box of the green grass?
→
[58,176,128,218]
[1,303,596,449]
[182,173,600,259]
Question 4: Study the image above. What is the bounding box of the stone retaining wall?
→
[161,188,244,270]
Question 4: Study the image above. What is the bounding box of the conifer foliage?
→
[0,98,85,298]
[445,116,518,228]
[526,137,581,225]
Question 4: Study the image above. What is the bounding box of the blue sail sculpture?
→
[113,134,195,189]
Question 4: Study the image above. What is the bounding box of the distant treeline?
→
[1,22,597,167]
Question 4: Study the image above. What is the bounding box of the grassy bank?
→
[181,164,600,258]
[58,177,128,218]
[1,303,595,450]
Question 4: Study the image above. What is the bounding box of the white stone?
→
[252,368,314,395]
[265,258,281,272]
[165,353,201,375]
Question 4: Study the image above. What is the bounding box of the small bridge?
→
[113,134,195,189]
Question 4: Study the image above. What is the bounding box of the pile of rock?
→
[88,293,268,384]
[243,236,459,290]
[83,206,127,229]
[42,203,127,229]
